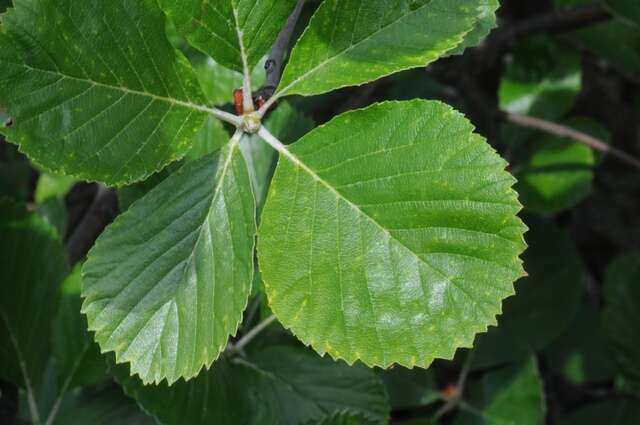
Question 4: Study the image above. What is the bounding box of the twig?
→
[265,0,306,89]
[66,185,119,265]
[227,315,277,354]
[477,3,610,65]
[259,0,306,116]
[503,111,640,169]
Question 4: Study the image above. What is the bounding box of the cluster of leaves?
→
[1,0,640,424]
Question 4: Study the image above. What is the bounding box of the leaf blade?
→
[0,0,208,185]
[258,100,527,368]
[82,140,256,384]
[277,0,491,97]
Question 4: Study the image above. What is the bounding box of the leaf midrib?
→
[3,61,212,116]
[278,0,470,95]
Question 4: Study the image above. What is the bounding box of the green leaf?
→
[446,0,500,56]
[52,387,156,425]
[516,117,608,214]
[258,100,526,369]
[606,0,640,29]
[455,357,545,425]
[0,0,208,185]
[35,173,76,204]
[241,102,315,210]
[603,252,640,393]
[82,141,257,384]
[196,57,266,106]
[52,265,107,390]
[543,304,616,385]
[381,367,440,410]
[112,345,389,425]
[303,411,382,425]
[0,200,69,390]
[159,0,298,73]
[471,218,583,369]
[186,115,230,161]
[277,0,493,97]
[557,400,640,425]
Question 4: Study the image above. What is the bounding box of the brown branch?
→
[502,111,640,170]
[66,185,119,265]
[265,0,305,89]
[477,3,611,65]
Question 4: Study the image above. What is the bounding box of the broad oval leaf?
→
[159,0,298,73]
[82,141,256,384]
[258,100,527,369]
[112,345,389,425]
[0,199,69,389]
[0,0,207,185]
[277,0,492,97]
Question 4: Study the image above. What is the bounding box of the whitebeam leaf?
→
[258,100,527,369]
[0,0,208,185]
[82,139,256,384]
[277,0,492,97]
[159,0,298,73]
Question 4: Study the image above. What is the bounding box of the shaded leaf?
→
[52,265,107,390]
[259,100,526,369]
[278,0,493,97]
[0,0,207,185]
[0,200,69,390]
[472,218,583,369]
[603,253,640,392]
[196,57,266,106]
[52,386,155,425]
[516,117,608,214]
[606,0,640,28]
[544,303,616,385]
[113,345,389,425]
[455,357,545,425]
[381,367,440,410]
[82,142,256,384]
[557,400,640,425]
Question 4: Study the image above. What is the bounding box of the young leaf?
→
[0,0,208,185]
[0,200,68,413]
[258,100,527,369]
[159,0,298,73]
[82,139,256,384]
[471,218,583,369]
[603,253,640,393]
[276,0,492,97]
[455,357,545,425]
[112,345,389,425]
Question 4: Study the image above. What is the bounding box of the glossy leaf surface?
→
[0,0,207,185]
[278,0,493,97]
[259,100,527,369]
[82,142,256,384]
